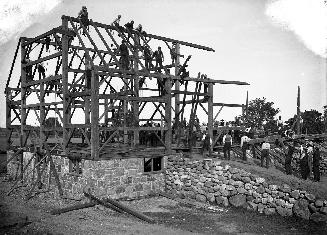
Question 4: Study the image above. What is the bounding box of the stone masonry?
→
[165,156,327,223]
[7,151,166,200]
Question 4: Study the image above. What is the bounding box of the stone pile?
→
[166,156,327,223]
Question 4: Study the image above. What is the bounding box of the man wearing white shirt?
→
[261,138,270,168]
[240,133,250,161]
[223,131,232,160]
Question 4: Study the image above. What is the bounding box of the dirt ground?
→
[1,177,327,235]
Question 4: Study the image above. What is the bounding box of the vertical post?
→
[61,17,69,155]
[40,80,45,145]
[123,83,128,144]
[165,76,172,154]
[20,37,27,180]
[174,43,181,122]
[133,36,140,147]
[297,86,301,135]
[207,83,214,156]
[6,89,11,130]
[91,68,99,159]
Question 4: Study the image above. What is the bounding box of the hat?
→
[82,6,87,9]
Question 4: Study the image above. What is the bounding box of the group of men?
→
[285,141,322,182]
[221,131,323,182]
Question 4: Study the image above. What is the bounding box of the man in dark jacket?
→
[285,142,295,175]
[153,47,164,72]
[119,40,129,70]
[312,144,321,182]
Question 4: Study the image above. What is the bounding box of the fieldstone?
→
[275,199,286,207]
[200,176,207,183]
[249,174,257,181]
[226,185,235,191]
[289,198,296,204]
[252,191,261,198]
[222,196,229,207]
[293,199,310,220]
[284,194,290,201]
[216,171,224,176]
[320,207,327,215]
[254,198,261,204]
[242,177,251,183]
[195,194,207,203]
[232,174,242,181]
[271,191,278,197]
[215,166,224,171]
[264,208,276,215]
[284,202,293,209]
[262,193,269,198]
[257,203,265,213]
[281,184,291,193]
[262,198,268,205]
[262,182,268,188]
[247,189,253,196]
[237,187,247,194]
[255,177,265,184]
[278,191,285,198]
[267,196,274,204]
[233,181,244,188]
[244,183,252,190]
[256,186,265,194]
[309,203,318,213]
[315,199,324,208]
[215,196,224,205]
[229,168,239,174]
[228,179,235,185]
[206,193,215,203]
[290,190,300,199]
[246,195,255,202]
[220,189,230,197]
[230,189,238,196]
[305,193,316,202]
[269,185,278,191]
[229,194,247,207]
[277,206,293,217]
[265,188,271,194]
[310,212,327,224]
[247,201,258,211]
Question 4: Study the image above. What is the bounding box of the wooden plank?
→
[23,27,60,46]
[50,201,99,215]
[45,144,63,197]
[208,83,213,155]
[22,52,62,68]
[83,188,123,213]
[213,103,243,108]
[23,75,61,87]
[83,187,155,223]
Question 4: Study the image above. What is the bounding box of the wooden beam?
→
[63,15,213,52]
[213,103,244,108]
[23,75,61,87]
[22,52,62,68]
[23,27,60,46]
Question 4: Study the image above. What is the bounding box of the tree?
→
[243,97,280,131]
[44,117,62,136]
[301,109,323,134]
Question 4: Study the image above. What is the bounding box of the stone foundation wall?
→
[7,151,166,199]
[166,156,327,222]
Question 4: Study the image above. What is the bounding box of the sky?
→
[0,0,326,127]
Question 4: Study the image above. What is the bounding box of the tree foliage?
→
[243,97,280,130]
[302,109,323,134]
